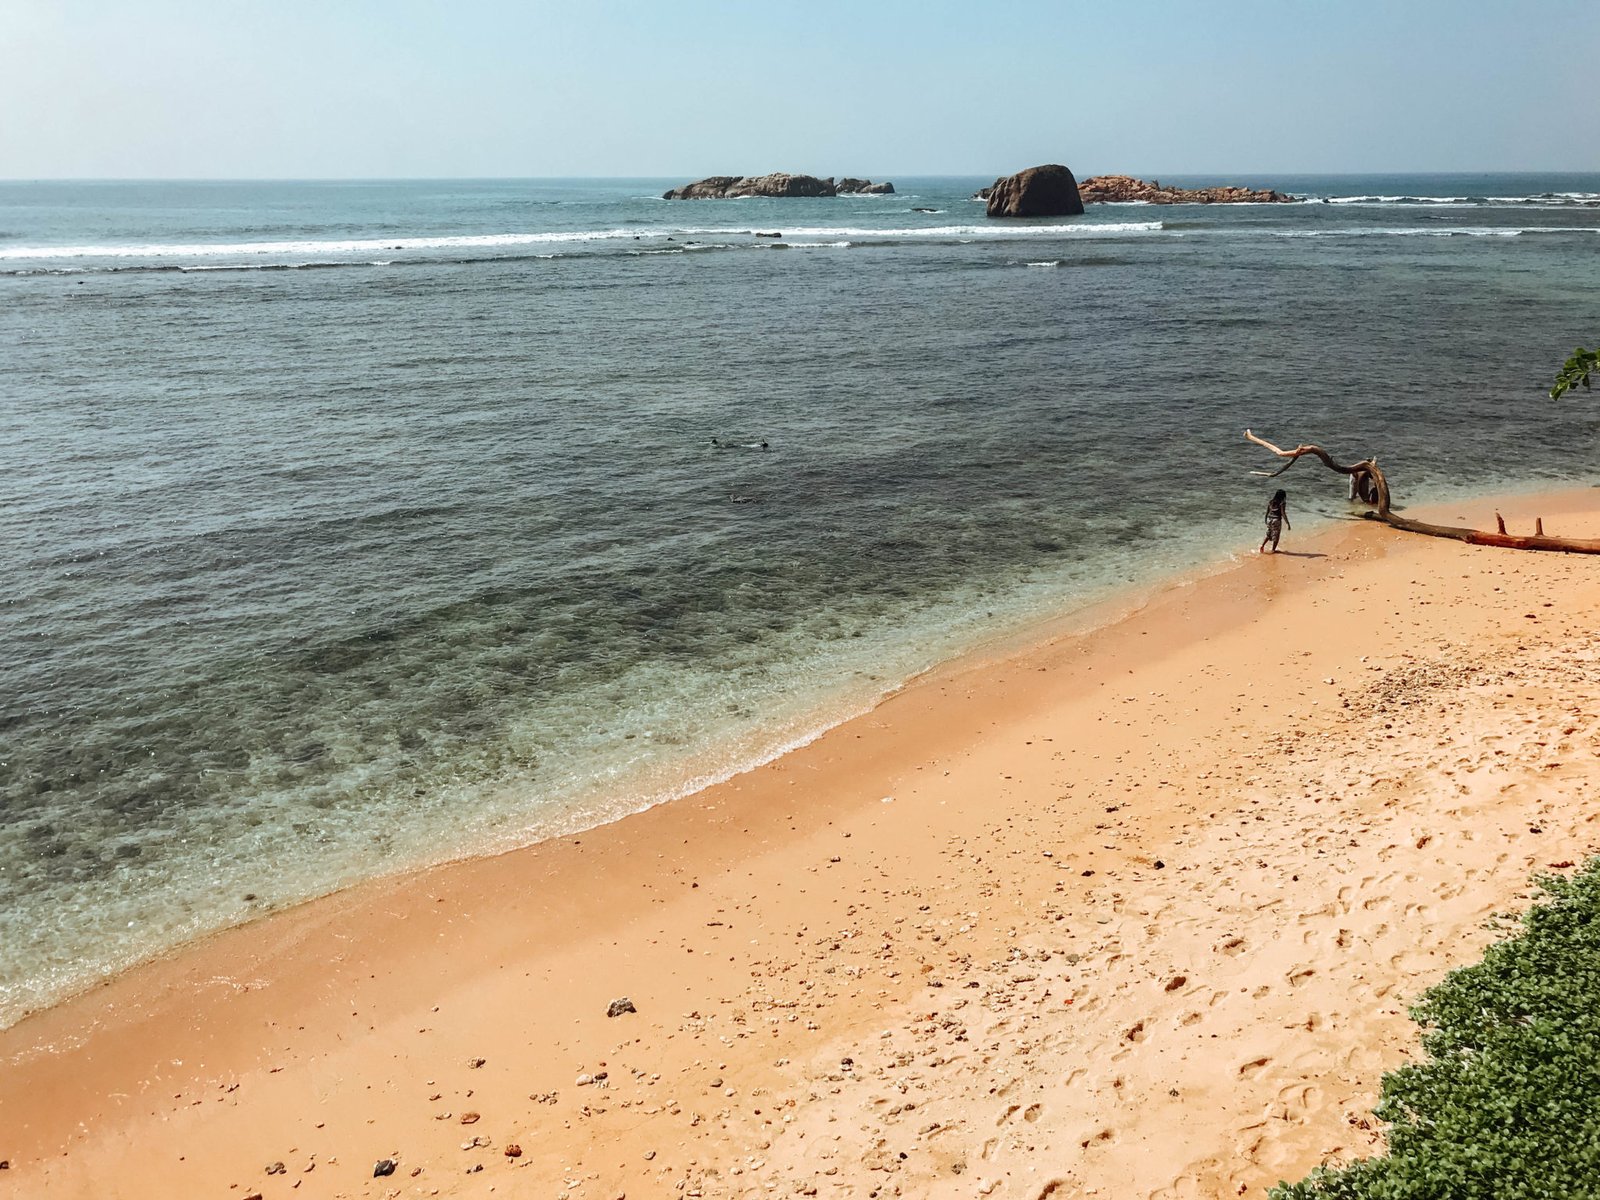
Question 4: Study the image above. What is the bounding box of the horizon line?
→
[2,168,1597,185]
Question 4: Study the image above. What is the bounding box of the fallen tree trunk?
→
[1244,429,1600,555]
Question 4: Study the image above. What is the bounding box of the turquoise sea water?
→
[2,173,1598,1027]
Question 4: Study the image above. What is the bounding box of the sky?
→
[3,0,1598,179]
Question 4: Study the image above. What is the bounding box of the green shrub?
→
[1271,857,1600,1200]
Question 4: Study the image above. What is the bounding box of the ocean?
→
[2,173,1598,1028]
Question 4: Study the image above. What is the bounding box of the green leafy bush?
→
[1271,857,1600,1200]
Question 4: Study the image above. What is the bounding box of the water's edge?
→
[10,476,1594,1033]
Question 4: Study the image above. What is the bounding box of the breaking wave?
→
[0,220,1165,265]
[1320,192,1600,207]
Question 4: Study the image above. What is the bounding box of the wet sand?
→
[4,488,1599,1200]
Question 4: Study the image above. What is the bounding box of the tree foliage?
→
[1549,347,1598,400]
[1271,857,1600,1200]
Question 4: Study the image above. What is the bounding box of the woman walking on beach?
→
[1260,489,1290,554]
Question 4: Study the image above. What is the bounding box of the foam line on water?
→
[1322,192,1600,206]
[0,221,1165,262]
[1265,226,1600,238]
[0,229,645,260]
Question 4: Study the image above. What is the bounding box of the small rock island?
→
[1078,174,1295,204]
[978,164,1296,215]
[663,173,894,200]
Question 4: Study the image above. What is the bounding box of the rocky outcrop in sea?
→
[1077,175,1294,204]
[662,174,893,200]
[975,171,1296,209]
[837,178,894,195]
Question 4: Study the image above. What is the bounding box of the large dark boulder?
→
[984,164,1085,218]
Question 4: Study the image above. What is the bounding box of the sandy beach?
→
[4,485,1599,1200]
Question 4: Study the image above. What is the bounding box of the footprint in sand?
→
[1238,1057,1272,1079]
[1216,935,1247,956]
[1276,1082,1323,1110]
[1287,967,1316,988]
[1023,1103,1043,1123]
[1150,1172,1203,1200]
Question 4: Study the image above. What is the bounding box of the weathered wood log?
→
[1244,429,1600,555]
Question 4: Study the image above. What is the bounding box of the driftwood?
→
[1244,429,1600,555]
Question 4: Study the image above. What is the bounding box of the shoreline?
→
[5,483,1600,1198]
[8,471,1586,1037]
[0,480,1336,1034]
[0,490,1265,1032]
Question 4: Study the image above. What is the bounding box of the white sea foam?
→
[749,222,1162,239]
[0,229,647,261]
[0,221,1163,262]
[1268,226,1599,238]
[1326,195,1474,204]
[1324,193,1600,207]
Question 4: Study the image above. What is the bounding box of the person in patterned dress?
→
[1259,489,1290,554]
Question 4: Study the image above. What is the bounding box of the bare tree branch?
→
[1243,430,1600,555]
[1244,429,1389,513]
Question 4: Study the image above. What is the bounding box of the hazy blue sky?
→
[4,0,1597,179]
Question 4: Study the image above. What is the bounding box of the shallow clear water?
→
[2,173,1598,1027]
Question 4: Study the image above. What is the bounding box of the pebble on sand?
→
[607,997,638,1017]
[373,1158,398,1178]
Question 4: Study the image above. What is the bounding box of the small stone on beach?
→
[373,1158,397,1178]
[607,997,637,1018]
